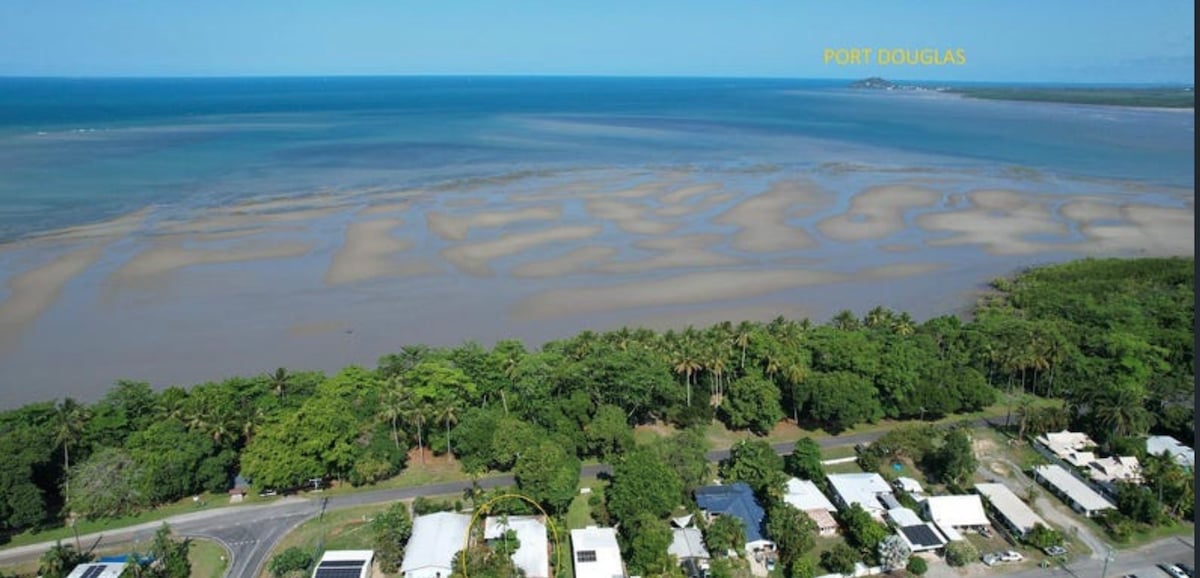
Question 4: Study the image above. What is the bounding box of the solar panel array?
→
[80,566,109,578]
[900,524,943,548]
[314,559,366,578]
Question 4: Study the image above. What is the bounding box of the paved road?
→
[1006,536,1194,578]
[0,416,1045,578]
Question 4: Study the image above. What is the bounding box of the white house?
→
[975,483,1048,539]
[1087,456,1142,484]
[66,563,127,578]
[401,512,471,578]
[485,516,549,578]
[668,515,711,564]
[922,495,990,531]
[783,478,839,535]
[826,473,893,520]
[886,507,923,528]
[1033,465,1116,518]
[571,526,625,578]
[1147,436,1195,469]
[313,551,374,578]
[1037,430,1098,465]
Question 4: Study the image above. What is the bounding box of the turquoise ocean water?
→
[0,76,1193,242]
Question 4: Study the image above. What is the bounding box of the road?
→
[4,416,1163,578]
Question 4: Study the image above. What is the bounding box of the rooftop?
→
[571,527,624,578]
[400,512,471,576]
[66,563,127,578]
[695,482,767,543]
[887,507,923,528]
[783,478,837,513]
[897,523,949,552]
[668,527,710,560]
[827,473,893,513]
[485,516,550,578]
[313,550,374,578]
[924,495,990,528]
[1034,465,1116,513]
[1147,435,1195,468]
[974,483,1047,535]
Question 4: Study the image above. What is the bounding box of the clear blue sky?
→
[0,0,1192,83]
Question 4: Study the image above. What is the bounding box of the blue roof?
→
[694,482,766,543]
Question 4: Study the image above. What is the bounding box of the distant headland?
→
[849,77,1195,109]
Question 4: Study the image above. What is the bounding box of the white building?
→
[922,495,990,531]
[783,478,837,513]
[313,551,374,578]
[485,516,549,578]
[1087,456,1142,484]
[826,473,893,520]
[401,512,471,578]
[1033,465,1116,518]
[668,515,711,563]
[1036,430,1098,465]
[571,526,625,578]
[975,483,1048,539]
[886,507,923,528]
[893,477,924,496]
[1147,436,1195,469]
[66,563,126,578]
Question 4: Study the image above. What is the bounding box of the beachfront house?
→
[826,473,893,521]
[571,527,626,578]
[695,482,776,554]
[782,478,839,536]
[313,551,375,578]
[484,516,550,578]
[400,512,471,578]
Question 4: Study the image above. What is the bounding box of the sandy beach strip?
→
[511,269,846,320]
[25,208,151,244]
[852,262,947,280]
[155,205,344,236]
[594,234,742,274]
[712,180,829,252]
[656,192,736,217]
[915,189,1070,255]
[111,240,313,287]
[325,218,441,285]
[357,201,411,217]
[1075,203,1195,256]
[425,206,562,241]
[441,225,603,276]
[816,185,942,242]
[511,246,618,278]
[585,199,680,235]
[658,183,723,205]
[0,244,109,351]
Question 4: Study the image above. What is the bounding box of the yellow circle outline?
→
[462,493,563,577]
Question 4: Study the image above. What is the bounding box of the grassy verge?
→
[189,538,230,578]
[256,503,392,578]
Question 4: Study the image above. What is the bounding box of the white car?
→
[981,553,1000,566]
[999,551,1024,562]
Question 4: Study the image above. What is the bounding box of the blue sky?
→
[0,0,1192,82]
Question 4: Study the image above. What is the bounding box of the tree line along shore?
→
[0,257,1193,560]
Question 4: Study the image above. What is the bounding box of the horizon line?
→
[0,73,1193,86]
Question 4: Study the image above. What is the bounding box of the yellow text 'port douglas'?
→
[824,48,966,65]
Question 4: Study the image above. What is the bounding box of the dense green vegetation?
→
[0,257,1192,556]
[951,86,1194,108]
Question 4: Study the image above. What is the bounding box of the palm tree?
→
[439,399,462,458]
[733,321,755,370]
[864,306,893,329]
[267,368,290,403]
[671,346,701,407]
[831,310,859,331]
[891,312,915,336]
[53,399,90,498]
[378,381,407,449]
[404,399,431,466]
[1091,383,1152,439]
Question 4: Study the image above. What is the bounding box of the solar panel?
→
[318,560,365,568]
[313,569,363,578]
[900,525,943,548]
[80,565,109,578]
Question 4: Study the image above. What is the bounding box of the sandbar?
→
[426,206,562,241]
[27,208,150,244]
[816,185,942,242]
[594,234,741,274]
[511,246,618,278]
[656,192,736,217]
[712,180,829,252]
[441,225,602,276]
[1076,204,1194,256]
[112,241,313,287]
[155,206,343,236]
[357,202,410,216]
[0,244,108,351]
[511,269,845,320]
[585,199,680,235]
[916,189,1069,255]
[325,218,437,285]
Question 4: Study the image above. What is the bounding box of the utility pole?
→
[1101,545,1115,578]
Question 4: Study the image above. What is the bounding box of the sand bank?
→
[511,246,618,278]
[357,202,410,216]
[112,241,313,287]
[585,199,680,235]
[155,206,343,236]
[1075,203,1195,256]
[658,183,722,205]
[916,189,1068,255]
[426,206,562,241]
[656,192,736,217]
[816,185,942,242]
[0,244,108,351]
[511,269,845,320]
[594,234,741,274]
[26,208,151,244]
[325,219,438,285]
[441,225,602,276]
[712,180,829,252]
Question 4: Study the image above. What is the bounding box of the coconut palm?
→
[403,398,431,466]
[733,321,755,370]
[831,310,860,331]
[378,380,407,449]
[53,398,90,497]
[267,367,290,403]
[439,399,462,458]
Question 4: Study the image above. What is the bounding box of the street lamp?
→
[1101,545,1116,578]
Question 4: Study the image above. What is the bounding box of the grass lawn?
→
[566,477,604,530]
[256,503,393,578]
[824,461,865,475]
[321,450,484,497]
[189,537,229,578]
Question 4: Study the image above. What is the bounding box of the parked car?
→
[1159,564,1189,578]
[999,551,1024,562]
[981,553,1000,566]
[1177,563,1194,578]
[1043,545,1068,556]
[258,488,277,497]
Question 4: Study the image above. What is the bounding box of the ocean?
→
[0,76,1193,243]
